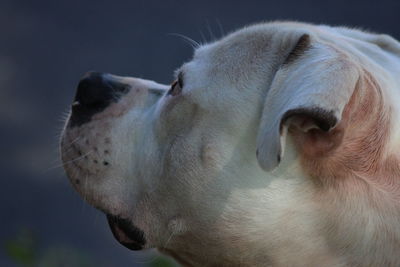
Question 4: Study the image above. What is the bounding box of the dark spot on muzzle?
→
[69,71,130,127]
[106,214,146,251]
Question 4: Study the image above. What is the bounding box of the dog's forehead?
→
[184,29,276,89]
[190,23,314,79]
[194,28,270,62]
[193,22,310,58]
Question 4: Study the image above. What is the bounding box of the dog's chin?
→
[106,214,146,251]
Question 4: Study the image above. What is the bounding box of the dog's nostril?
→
[75,71,114,107]
[69,71,130,127]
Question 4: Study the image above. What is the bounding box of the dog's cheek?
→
[201,143,224,169]
[157,98,199,140]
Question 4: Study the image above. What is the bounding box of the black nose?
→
[69,71,130,127]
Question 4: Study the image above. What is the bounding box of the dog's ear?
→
[256,33,360,171]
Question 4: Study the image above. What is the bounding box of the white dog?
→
[61,21,400,266]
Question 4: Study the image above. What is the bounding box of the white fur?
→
[61,22,400,266]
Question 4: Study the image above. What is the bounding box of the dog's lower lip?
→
[106,214,146,251]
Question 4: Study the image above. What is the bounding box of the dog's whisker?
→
[162,229,176,250]
[62,136,81,151]
[215,18,225,38]
[198,28,207,44]
[54,107,73,141]
[42,150,91,173]
[206,19,216,41]
[59,110,71,122]
[167,33,200,48]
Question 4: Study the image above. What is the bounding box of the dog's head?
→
[61,22,397,265]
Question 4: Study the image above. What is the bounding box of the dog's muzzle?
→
[106,214,146,250]
[69,71,130,127]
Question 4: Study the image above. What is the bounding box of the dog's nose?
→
[69,71,129,127]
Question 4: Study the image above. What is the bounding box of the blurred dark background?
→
[1,0,399,266]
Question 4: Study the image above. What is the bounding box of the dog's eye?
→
[168,80,181,96]
[177,71,184,88]
[168,73,184,96]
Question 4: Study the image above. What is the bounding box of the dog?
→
[60,21,400,266]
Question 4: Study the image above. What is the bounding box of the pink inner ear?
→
[292,115,320,132]
[292,70,398,198]
[289,122,344,157]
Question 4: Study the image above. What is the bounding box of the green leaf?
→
[149,256,178,267]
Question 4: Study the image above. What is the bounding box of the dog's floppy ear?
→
[256,33,360,171]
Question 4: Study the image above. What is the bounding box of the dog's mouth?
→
[106,214,146,250]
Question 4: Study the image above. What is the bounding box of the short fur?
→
[61,21,400,266]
